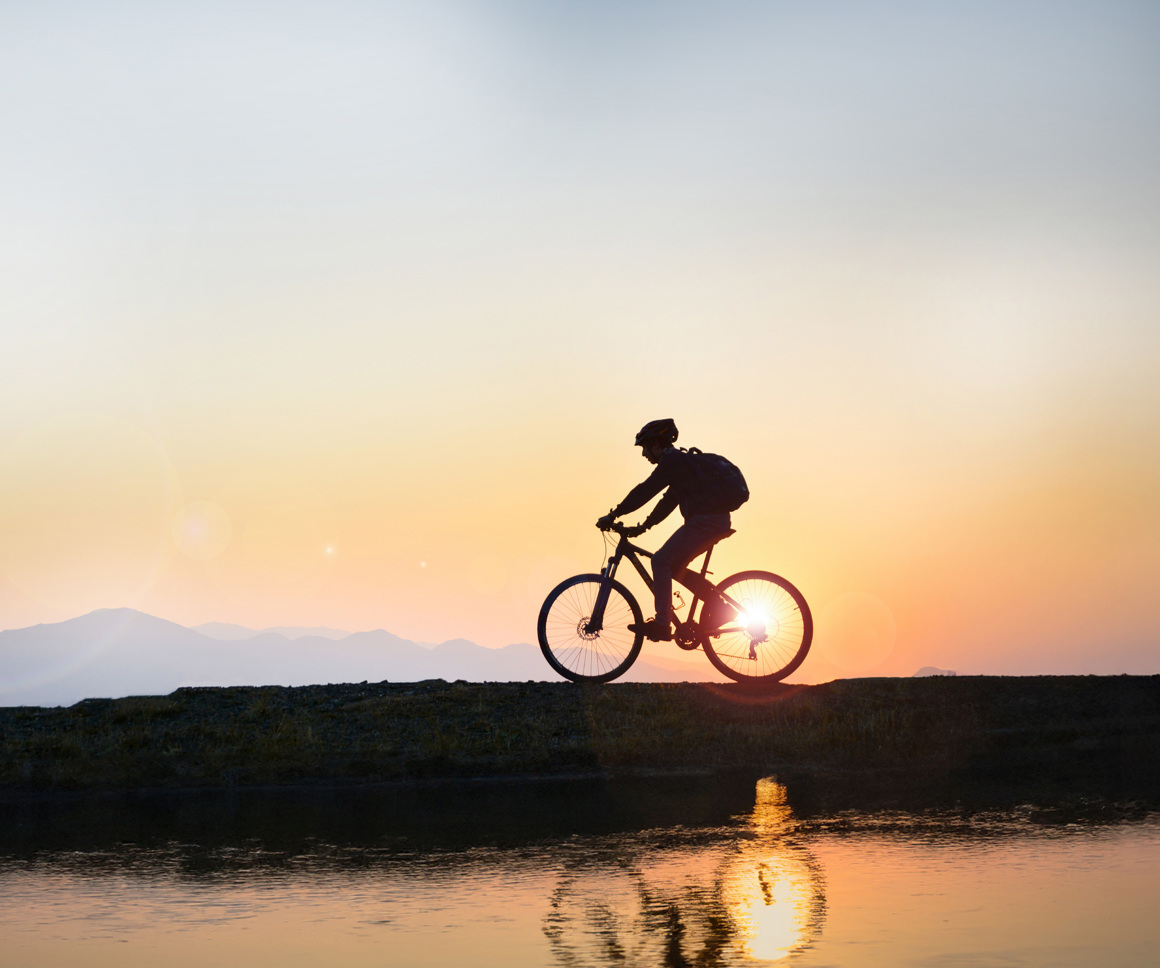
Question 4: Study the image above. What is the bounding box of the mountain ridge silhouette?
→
[0,608,727,707]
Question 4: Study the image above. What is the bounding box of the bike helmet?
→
[634,418,678,447]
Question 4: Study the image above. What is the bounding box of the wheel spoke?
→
[538,576,643,682]
[702,571,812,682]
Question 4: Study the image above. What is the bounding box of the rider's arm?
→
[638,489,678,531]
[609,463,672,519]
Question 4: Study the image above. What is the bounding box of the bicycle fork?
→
[584,552,622,634]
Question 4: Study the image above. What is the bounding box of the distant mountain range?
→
[0,609,728,707]
[193,622,354,641]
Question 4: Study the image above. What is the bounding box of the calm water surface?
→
[2,779,1157,967]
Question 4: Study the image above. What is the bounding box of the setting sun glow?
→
[0,1,1157,680]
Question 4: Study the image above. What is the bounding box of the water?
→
[1,779,1157,967]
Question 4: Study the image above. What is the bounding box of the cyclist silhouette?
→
[596,418,738,642]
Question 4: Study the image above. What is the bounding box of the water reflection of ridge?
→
[543,778,825,966]
[0,775,760,860]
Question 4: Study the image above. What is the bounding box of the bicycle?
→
[537,522,812,683]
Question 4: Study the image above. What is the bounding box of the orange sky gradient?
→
[1,1,1158,681]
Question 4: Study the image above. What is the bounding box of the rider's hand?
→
[622,524,646,538]
[596,514,615,531]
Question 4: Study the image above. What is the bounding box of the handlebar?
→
[599,520,643,538]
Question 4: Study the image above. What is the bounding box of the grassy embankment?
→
[2,676,1158,798]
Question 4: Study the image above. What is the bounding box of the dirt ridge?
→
[1,676,1157,797]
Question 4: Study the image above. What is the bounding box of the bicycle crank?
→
[673,621,700,650]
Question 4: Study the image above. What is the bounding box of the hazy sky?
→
[2,0,1158,679]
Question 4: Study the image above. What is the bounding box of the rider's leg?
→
[674,566,716,602]
[652,515,731,627]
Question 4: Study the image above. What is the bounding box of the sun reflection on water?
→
[543,777,825,966]
[719,778,825,962]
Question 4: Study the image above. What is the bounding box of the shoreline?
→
[2,676,1157,800]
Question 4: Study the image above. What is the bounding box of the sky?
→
[1,0,1158,680]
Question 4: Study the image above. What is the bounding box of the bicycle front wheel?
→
[701,571,812,682]
[538,574,644,683]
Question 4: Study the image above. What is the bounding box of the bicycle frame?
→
[585,528,730,635]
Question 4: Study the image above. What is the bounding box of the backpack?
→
[685,448,749,513]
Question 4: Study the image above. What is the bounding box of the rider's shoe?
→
[628,617,672,642]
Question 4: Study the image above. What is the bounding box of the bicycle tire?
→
[701,570,812,682]
[538,574,644,683]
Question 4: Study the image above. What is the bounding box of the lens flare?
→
[172,501,232,560]
[738,606,770,640]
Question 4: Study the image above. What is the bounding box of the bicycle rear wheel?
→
[538,574,644,683]
[701,570,812,682]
